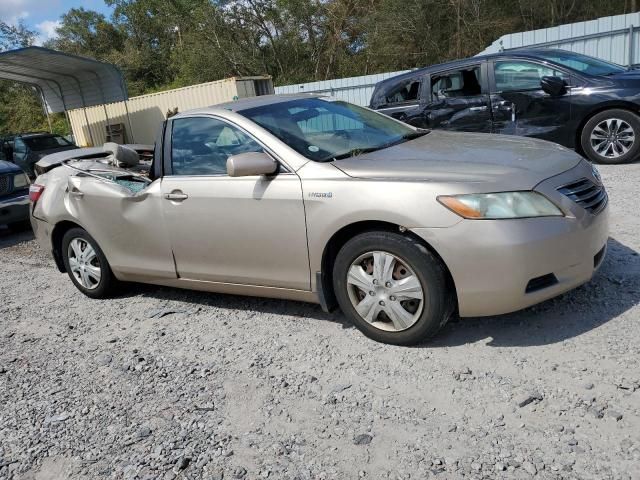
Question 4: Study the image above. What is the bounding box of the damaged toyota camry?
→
[30,95,608,345]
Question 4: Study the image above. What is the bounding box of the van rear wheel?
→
[581,109,640,164]
[332,231,454,345]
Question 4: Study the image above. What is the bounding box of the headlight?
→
[13,173,29,189]
[437,191,563,219]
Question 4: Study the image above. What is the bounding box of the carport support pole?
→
[123,100,136,143]
[82,107,95,146]
[64,111,73,138]
[102,103,111,142]
[36,86,53,133]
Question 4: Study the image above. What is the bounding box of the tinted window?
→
[13,139,26,153]
[23,135,73,151]
[240,98,420,162]
[494,61,567,92]
[171,117,263,176]
[432,67,482,99]
[534,50,625,76]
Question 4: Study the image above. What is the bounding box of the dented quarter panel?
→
[65,177,176,279]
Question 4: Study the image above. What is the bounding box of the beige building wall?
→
[68,76,273,146]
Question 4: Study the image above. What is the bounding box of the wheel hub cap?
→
[68,238,101,290]
[590,118,635,158]
[346,251,425,332]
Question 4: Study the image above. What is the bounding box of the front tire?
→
[61,228,117,298]
[7,220,31,232]
[581,109,640,164]
[332,231,455,345]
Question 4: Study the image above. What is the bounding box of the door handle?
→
[69,190,84,198]
[469,106,488,112]
[494,100,513,110]
[493,100,517,122]
[164,192,188,201]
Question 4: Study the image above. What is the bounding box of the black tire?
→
[7,219,31,232]
[61,227,118,298]
[332,231,455,346]
[580,109,640,164]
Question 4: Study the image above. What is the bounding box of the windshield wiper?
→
[328,130,429,161]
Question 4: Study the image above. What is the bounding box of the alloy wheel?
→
[346,250,424,332]
[68,238,102,290]
[590,118,636,159]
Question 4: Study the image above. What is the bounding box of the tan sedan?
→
[30,95,609,345]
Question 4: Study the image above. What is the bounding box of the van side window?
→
[431,67,482,99]
[384,79,421,105]
[494,61,568,92]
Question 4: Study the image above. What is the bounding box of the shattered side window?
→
[384,79,421,105]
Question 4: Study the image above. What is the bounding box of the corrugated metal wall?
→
[68,76,273,146]
[480,11,640,67]
[275,70,412,107]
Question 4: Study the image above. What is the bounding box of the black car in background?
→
[370,49,640,164]
[1,132,78,177]
[0,159,30,229]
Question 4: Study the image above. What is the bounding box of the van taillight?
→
[29,184,45,203]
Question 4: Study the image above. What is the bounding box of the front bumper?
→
[412,162,609,317]
[0,191,30,226]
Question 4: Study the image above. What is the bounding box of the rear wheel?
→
[61,228,117,298]
[332,231,454,345]
[581,109,640,164]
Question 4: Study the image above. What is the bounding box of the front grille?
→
[557,178,607,215]
[0,175,11,195]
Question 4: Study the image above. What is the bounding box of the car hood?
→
[32,145,78,159]
[0,160,21,175]
[332,130,583,190]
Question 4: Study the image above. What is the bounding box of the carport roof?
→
[0,46,128,113]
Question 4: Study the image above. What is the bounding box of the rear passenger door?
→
[489,59,573,144]
[421,63,492,132]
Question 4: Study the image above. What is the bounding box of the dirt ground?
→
[0,164,639,480]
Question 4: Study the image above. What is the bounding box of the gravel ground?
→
[1,164,639,480]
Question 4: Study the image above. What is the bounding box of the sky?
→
[1,0,114,45]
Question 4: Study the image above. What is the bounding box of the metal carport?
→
[0,46,134,144]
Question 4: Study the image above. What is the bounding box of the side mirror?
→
[541,76,567,96]
[226,151,278,177]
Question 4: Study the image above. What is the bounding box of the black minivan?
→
[370,49,640,164]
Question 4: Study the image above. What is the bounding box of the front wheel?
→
[332,231,455,345]
[61,228,118,298]
[581,109,640,164]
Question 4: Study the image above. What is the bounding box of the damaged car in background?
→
[371,48,640,164]
[30,95,608,345]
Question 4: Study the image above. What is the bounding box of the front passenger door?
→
[160,116,310,290]
[489,60,572,144]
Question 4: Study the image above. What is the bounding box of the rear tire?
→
[332,231,454,345]
[581,109,640,164]
[61,228,117,298]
